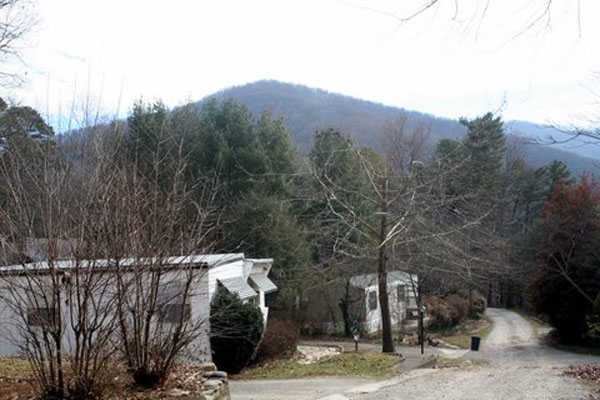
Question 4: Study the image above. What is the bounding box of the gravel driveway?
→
[231,308,600,399]
[349,308,599,400]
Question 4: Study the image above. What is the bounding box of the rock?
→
[402,334,419,346]
[198,362,218,372]
[165,388,191,397]
[427,335,440,347]
[203,379,223,388]
[203,381,230,400]
[204,370,228,379]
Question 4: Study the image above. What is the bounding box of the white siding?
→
[208,260,245,299]
[364,286,381,333]
[0,268,212,361]
[0,254,276,363]
[361,277,419,334]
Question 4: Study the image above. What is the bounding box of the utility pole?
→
[419,304,425,355]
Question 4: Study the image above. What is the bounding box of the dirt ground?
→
[231,308,600,400]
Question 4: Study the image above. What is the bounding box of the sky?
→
[7,0,600,133]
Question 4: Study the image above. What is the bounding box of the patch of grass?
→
[442,335,470,349]
[0,357,32,379]
[0,358,35,400]
[552,343,600,357]
[440,317,493,349]
[235,350,399,380]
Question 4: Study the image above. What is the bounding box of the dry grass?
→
[0,359,216,400]
[235,350,400,380]
[0,358,32,380]
[0,358,36,400]
[438,317,493,349]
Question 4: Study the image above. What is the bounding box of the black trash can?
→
[471,336,481,351]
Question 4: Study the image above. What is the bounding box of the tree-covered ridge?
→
[208,80,465,151]
[204,80,599,177]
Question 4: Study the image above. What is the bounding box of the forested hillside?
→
[205,80,598,177]
[207,80,465,150]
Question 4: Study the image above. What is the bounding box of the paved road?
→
[230,309,600,399]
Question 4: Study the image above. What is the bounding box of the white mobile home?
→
[0,253,277,362]
[301,271,418,335]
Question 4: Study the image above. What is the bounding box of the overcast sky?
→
[8,0,600,132]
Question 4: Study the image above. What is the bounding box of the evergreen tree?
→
[190,99,310,313]
[547,160,575,192]
[0,98,54,157]
[460,112,506,202]
[210,291,264,374]
[305,129,374,271]
[0,100,55,239]
[195,99,266,197]
[125,100,177,186]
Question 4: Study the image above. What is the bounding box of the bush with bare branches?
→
[0,110,219,397]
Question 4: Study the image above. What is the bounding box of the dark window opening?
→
[397,285,406,302]
[368,291,378,311]
[27,307,53,326]
[158,303,191,323]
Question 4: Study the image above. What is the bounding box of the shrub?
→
[470,290,487,318]
[586,294,600,345]
[424,295,459,329]
[445,294,469,322]
[210,290,265,374]
[252,320,300,364]
[456,289,488,318]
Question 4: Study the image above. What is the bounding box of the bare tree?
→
[0,129,121,398]
[307,118,510,352]
[354,1,582,39]
[0,116,220,397]
[308,121,431,353]
[75,122,220,387]
[0,0,37,87]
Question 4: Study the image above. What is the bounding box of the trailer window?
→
[158,283,191,323]
[158,303,191,323]
[397,285,406,302]
[368,290,378,311]
[27,307,54,326]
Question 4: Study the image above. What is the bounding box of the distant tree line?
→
[114,98,600,349]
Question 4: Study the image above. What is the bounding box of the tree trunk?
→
[378,178,394,353]
[468,284,474,318]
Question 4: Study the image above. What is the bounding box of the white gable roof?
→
[0,253,246,274]
[249,274,278,294]
[218,277,257,300]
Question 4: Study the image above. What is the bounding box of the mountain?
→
[206,80,464,150]
[200,80,599,177]
[506,120,600,160]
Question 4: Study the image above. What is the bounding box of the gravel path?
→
[230,309,600,399]
[349,308,599,400]
[229,377,378,400]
